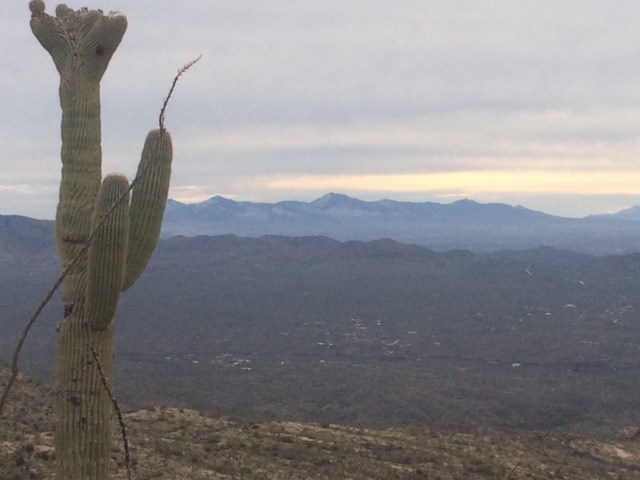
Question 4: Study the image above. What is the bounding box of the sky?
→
[3,1,640,219]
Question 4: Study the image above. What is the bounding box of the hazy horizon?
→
[7,191,638,222]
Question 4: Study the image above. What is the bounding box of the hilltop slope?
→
[1,363,639,479]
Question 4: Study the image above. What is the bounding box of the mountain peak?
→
[310,193,360,209]
[204,195,234,204]
[451,198,478,205]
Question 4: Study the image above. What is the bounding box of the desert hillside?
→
[2,363,639,479]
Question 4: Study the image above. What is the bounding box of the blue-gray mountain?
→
[163,193,640,254]
[588,204,640,222]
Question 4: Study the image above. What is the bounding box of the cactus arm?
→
[86,174,130,330]
[122,129,173,291]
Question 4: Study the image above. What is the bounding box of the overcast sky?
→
[3,1,640,219]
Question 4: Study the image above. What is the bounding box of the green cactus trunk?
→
[29,2,173,478]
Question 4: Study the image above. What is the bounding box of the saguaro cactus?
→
[29,1,173,478]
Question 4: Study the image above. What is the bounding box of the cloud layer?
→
[3,1,640,218]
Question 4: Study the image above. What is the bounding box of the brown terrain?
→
[2,362,640,480]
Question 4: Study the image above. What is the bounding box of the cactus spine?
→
[29,2,173,478]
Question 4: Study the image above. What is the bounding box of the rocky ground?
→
[1,362,639,479]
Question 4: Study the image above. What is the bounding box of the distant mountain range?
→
[163,193,640,254]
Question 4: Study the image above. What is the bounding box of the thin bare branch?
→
[159,54,202,131]
[552,445,572,477]
[0,271,64,413]
[504,461,520,480]
[90,346,132,480]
